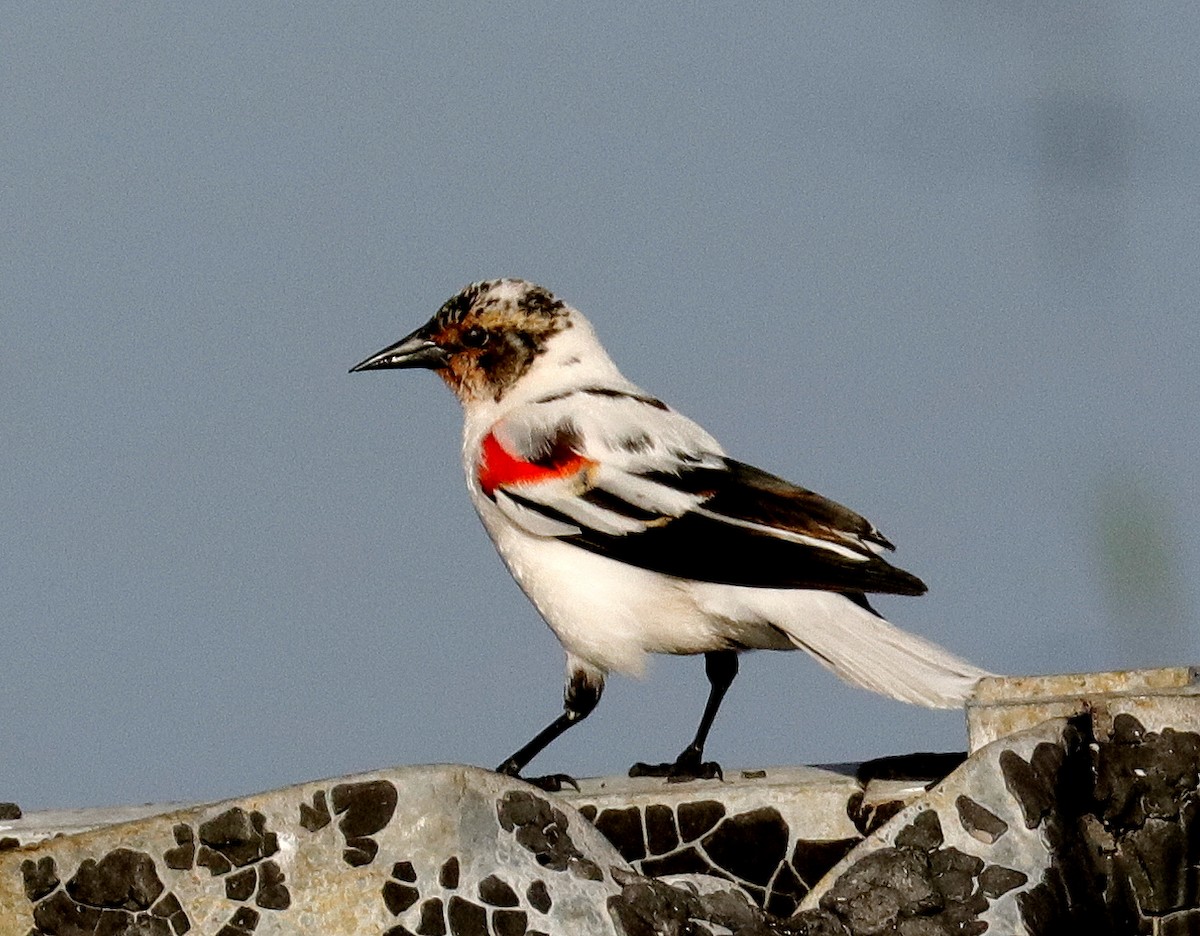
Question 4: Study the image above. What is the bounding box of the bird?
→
[350,278,991,784]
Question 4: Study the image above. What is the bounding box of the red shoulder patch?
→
[478,430,591,497]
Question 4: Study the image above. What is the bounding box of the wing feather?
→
[479,389,926,596]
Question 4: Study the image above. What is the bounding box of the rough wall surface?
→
[2,767,631,936]
[3,668,1198,934]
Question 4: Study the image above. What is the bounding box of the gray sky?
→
[4,4,1198,811]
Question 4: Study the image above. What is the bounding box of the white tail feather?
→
[758,591,992,708]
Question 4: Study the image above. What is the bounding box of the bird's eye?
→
[461,326,489,348]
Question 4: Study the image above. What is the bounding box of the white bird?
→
[351,278,991,783]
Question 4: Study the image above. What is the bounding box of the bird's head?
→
[350,279,579,404]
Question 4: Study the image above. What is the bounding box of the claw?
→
[496,763,580,792]
[523,773,581,792]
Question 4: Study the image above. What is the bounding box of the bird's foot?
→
[495,761,580,793]
[628,747,723,783]
[522,773,581,792]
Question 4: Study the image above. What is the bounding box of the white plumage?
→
[352,278,993,779]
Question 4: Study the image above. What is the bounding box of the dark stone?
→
[1095,719,1200,832]
[1094,738,1146,829]
[492,908,528,936]
[225,867,257,901]
[439,856,460,888]
[701,806,789,887]
[821,847,942,930]
[677,800,725,841]
[962,890,990,915]
[331,782,391,864]
[417,897,447,935]
[896,919,951,936]
[1116,817,1188,915]
[196,846,233,876]
[1157,910,1200,936]
[929,905,987,936]
[764,861,806,918]
[931,868,974,902]
[216,905,260,935]
[1111,713,1145,744]
[130,913,174,936]
[344,835,379,867]
[170,906,193,935]
[384,881,421,915]
[846,791,908,837]
[393,860,418,883]
[695,888,764,933]
[65,848,165,910]
[1016,868,1069,936]
[978,864,1027,898]
[151,892,184,919]
[644,804,679,855]
[33,890,101,933]
[830,883,902,935]
[0,836,18,851]
[0,802,21,819]
[793,909,857,934]
[1000,747,1058,829]
[198,808,264,867]
[526,880,552,913]
[256,860,290,911]
[497,790,552,831]
[478,874,519,907]
[384,926,419,936]
[299,790,331,831]
[741,882,766,908]
[332,780,399,839]
[639,845,711,878]
[607,874,701,936]
[791,838,861,889]
[894,810,943,851]
[928,847,983,877]
[21,856,59,900]
[593,807,646,862]
[577,804,597,822]
[446,896,487,936]
[497,791,582,873]
[1030,739,1067,777]
[954,795,1009,844]
[569,857,604,881]
[164,824,196,870]
[607,867,846,934]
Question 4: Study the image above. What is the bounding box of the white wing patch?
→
[485,386,725,540]
[493,489,582,537]
[690,507,872,562]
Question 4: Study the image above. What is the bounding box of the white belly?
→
[482,508,792,675]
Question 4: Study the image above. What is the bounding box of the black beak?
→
[349,328,448,373]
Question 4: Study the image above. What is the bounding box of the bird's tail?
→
[769,591,992,708]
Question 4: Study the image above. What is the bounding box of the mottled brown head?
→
[350,279,571,402]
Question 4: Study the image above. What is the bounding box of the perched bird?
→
[351,278,991,783]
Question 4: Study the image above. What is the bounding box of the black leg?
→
[496,668,602,789]
[630,650,739,782]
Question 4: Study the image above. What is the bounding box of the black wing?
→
[500,456,928,595]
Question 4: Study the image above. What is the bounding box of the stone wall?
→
[2,667,1197,935]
